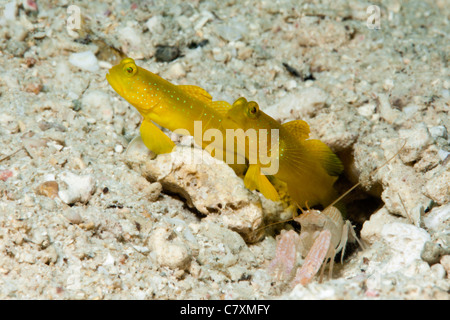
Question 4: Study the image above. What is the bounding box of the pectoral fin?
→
[140,119,175,154]
[244,164,279,201]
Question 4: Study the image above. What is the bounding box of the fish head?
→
[106,58,157,115]
[106,58,137,98]
[225,97,261,130]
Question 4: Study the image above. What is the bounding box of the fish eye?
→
[122,62,137,77]
[247,101,259,118]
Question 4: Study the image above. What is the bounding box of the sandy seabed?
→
[0,0,448,299]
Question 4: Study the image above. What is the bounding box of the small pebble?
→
[0,169,13,182]
[399,122,432,163]
[4,1,18,21]
[22,0,38,12]
[146,15,164,34]
[118,26,145,59]
[282,62,301,78]
[166,62,186,79]
[440,255,450,277]
[64,208,83,224]
[438,149,450,162]
[146,182,162,202]
[429,125,448,140]
[25,57,37,68]
[69,51,99,72]
[421,241,445,265]
[423,204,450,233]
[215,20,248,42]
[358,103,376,117]
[402,104,420,118]
[58,172,96,204]
[424,170,450,205]
[430,263,446,280]
[148,227,192,270]
[188,39,209,49]
[194,11,214,30]
[383,78,394,91]
[103,253,115,266]
[98,61,113,69]
[155,45,180,62]
[38,120,67,132]
[378,93,401,124]
[36,181,59,199]
[24,82,43,94]
[31,227,50,249]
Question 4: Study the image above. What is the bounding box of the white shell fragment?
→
[58,171,96,204]
[69,51,99,72]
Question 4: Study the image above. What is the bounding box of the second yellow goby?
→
[224,97,343,208]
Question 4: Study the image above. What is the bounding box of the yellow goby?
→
[106,58,232,155]
[224,97,343,208]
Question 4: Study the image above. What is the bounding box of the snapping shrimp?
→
[268,140,406,286]
[291,205,364,286]
[269,204,363,286]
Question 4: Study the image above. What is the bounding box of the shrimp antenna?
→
[325,139,406,210]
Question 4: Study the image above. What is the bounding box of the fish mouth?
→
[106,70,124,97]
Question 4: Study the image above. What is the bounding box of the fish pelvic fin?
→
[140,119,175,154]
[244,164,280,201]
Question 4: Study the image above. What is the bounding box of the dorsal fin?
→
[207,100,232,116]
[282,120,310,141]
[178,85,212,103]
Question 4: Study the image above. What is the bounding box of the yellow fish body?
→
[106,58,231,155]
[224,97,343,208]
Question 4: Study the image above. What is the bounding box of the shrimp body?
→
[292,206,364,286]
[268,206,364,286]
